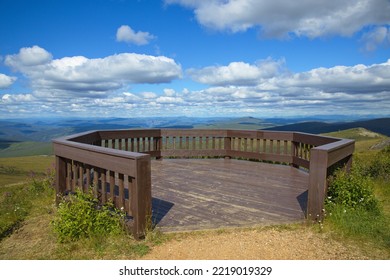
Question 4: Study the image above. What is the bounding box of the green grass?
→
[0,156,54,186]
[321,141,390,257]
[1,128,390,259]
[0,141,52,158]
[323,127,388,153]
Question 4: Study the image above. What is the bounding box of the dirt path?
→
[142,227,371,260]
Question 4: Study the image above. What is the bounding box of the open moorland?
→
[0,123,389,259]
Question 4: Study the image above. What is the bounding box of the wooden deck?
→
[150,159,309,232]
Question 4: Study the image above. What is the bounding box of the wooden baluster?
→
[136,138,140,152]
[126,176,133,216]
[78,163,83,189]
[130,138,135,152]
[109,170,115,204]
[101,169,107,203]
[55,156,67,205]
[284,140,288,155]
[66,160,72,191]
[118,173,125,210]
[72,161,78,192]
[192,137,196,150]
[85,165,91,192]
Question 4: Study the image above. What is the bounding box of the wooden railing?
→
[53,129,355,238]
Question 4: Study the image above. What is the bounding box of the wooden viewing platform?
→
[151,159,308,232]
[53,129,355,239]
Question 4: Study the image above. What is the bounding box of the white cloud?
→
[2,57,390,118]
[188,58,285,86]
[1,93,35,103]
[361,26,390,51]
[0,73,17,89]
[166,0,390,39]
[156,96,184,103]
[4,46,182,98]
[276,59,390,94]
[189,58,390,95]
[141,92,158,99]
[5,45,52,70]
[116,25,156,45]
[163,88,176,96]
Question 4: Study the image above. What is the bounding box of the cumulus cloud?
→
[0,73,17,89]
[4,46,182,98]
[275,59,390,94]
[187,58,285,86]
[2,55,390,117]
[5,45,52,69]
[189,58,390,95]
[166,0,390,39]
[116,25,156,45]
[1,93,35,103]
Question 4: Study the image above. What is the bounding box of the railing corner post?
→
[55,155,67,205]
[307,148,328,222]
[132,156,152,240]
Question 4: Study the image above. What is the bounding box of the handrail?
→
[53,128,355,238]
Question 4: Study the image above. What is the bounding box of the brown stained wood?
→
[109,170,115,204]
[93,169,99,197]
[54,128,355,236]
[53,142,143,177]
[55,156,67,204]
[118,173,125,210]
[66,160,72,191]
[151,159,308,232]
[101,170,107,203]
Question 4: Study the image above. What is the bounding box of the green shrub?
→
[326,168,379,213]
[51,190,125,243]
[368,146,390,180]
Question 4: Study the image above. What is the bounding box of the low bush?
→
[326,168,379,213]
[51,190,125,243]
[368,146,390,180]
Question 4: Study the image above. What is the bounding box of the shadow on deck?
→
[150,159,309,232]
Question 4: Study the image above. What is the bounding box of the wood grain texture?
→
[150,159,308,232]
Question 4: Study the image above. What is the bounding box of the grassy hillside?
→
[0,156,54,186]
[0,142,52,158]
[0,128,389,259]
[266,118,390,136]
[195,117,275,130]
[323,127,388,153]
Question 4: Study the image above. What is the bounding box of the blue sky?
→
[1,0,390,119]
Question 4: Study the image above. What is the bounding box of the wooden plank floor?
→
[150,159,309,232]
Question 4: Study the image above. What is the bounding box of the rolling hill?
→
[264,118,390,136]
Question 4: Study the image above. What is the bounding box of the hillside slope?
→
[265,118,390,136]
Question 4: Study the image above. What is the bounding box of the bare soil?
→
[142,226,374,260]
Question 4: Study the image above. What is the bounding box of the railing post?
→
[156,136,163,160]
[131,156,152,240]
[224,134,232,159]
[307,148,328,221]
[291,141,299,168]
[55,155,67,205]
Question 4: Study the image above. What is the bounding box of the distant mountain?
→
[264,118,390,136]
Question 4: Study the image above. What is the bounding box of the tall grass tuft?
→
[324,147,390,250]
[51,190,126,243]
